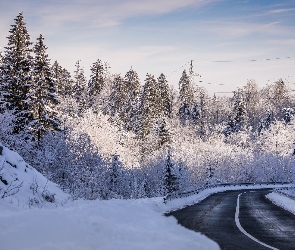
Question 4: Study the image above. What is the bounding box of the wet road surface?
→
[167,189,295,250]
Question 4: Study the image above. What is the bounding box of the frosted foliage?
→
[67,109,140,168]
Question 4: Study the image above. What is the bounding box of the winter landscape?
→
[1,1,295,250]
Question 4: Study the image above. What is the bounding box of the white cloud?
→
[265,8,295,15]
[11,0,218,31]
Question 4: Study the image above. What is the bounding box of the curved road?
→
[167,189,295,250]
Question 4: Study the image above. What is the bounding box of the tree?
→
[178,101,190,126]
[178,70,195,125]
[272,79,290,109]
[158,73,172,118]
[163,151,178,194]
[109,154,122,194]
[107,75,125,116]
[242,80,260,128]
[178,70,194,106]
[121,69,141,131]
[137,74,161,138]
[73,60,87,115]
[225,90,246,135]
[30,34,61,141]
[0,12,34,133]
[88,59,109,107]
[190,102,200,126]
[156,118,171,148]
[51,61,73,97]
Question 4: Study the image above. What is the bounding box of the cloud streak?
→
[15,0,218,30]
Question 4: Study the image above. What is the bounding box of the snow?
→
[0,142,69,208]
[0,143,220,250]
[1,142,293,250]
[0,198,220,250]
[266,191,295,216]
[154,183,291,213]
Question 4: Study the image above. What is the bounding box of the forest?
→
[1,13,294,200]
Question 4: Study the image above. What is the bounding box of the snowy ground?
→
[0,143,219,250]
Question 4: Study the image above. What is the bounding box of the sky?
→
[0,0,295,96]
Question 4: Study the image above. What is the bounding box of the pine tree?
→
[164,151,178,194]
[51,61,73,97]
[0,12,34,133]
[109,154,122,193]
[120,69,141,131]
[107,69,141,131]
[179,70,194,106]
[137,74,160,138]
[107,74,125,116]
[88,59,108,98]
[224,90,246,135]
[178,70,195,125]
[190,102,200,125]
[178,101,190,126]
[156,118,171,148]
[158,73,172,118]
[73,60,87,115]
[30,34,61,141]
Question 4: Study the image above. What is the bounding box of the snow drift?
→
[0,142,69,208]
[0,143,220,250]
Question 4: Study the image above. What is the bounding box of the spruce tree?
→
[73,60,87,115]
[30,34,61,141]
[107,74,125,116]
[179,70,194,106]
[178,70,195,125]
[158,73,172,118]
[138,74,160,138]
[190,102,200,125]
[107,69,141,130]
[88,59,108,98]
[109,154,122,193]
[0,12,34,133]
[120,69,141,131]
[51,61,73,97]
[156,118,171,148]
[164,151,178,194]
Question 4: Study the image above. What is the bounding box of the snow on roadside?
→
[0,198,220,250]
[149,183,292,214]
[266,192,295,215]
[0,143,220,250]
[0,142,69,208]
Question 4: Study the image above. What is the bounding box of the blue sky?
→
[1,0,295,95]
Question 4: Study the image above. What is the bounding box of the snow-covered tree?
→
[156,118,171,149]
[120,69,141,131]
[158,73,172,118]
[137,74,161,138]
[190,102,200,126]
[30,34,61,141]
[51,61,73,97]
[73,60,87,116]
[88,59,108,97]
[178,70,195,125]
[109,154,122,195]
[163,151,178,194]
[0,12,34,133]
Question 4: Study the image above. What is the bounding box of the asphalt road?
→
[167,189,295,250]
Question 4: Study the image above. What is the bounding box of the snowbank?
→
[0,198,219,250]
[0,143,219,250]
[0,142,69,208]
[266,191,295,215]
[150,183,292,213]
